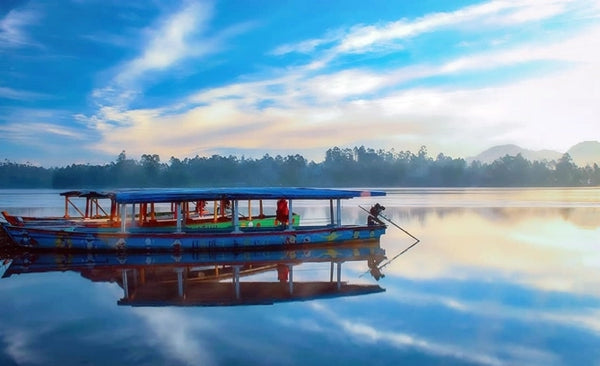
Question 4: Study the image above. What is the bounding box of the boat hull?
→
[1,223,386,251]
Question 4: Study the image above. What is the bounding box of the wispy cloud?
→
[0,121,87,144]
[385,284,600,335]
[118,1,214,83]
[78,0,600,163]
[1,329,43,364]
[0,7,39,48]
[0,86,48,101]
[307,302,507,366]
[271,29,343,56]
[91,1,225,110]
[306,294,600,365]
[340,321,507,366]
[274,0,578,60]
[90,20,600,159]
[133,308,216,366]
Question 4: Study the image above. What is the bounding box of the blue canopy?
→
[113,187,385,204]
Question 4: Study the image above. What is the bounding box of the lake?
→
[0,188,599,365]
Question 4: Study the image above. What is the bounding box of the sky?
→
[1,0,600,167]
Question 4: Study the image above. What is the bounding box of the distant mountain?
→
[468,144,562,164]
[567,141,600,167]
[468,141,600,166]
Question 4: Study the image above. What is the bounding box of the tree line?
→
[1,146,599,188]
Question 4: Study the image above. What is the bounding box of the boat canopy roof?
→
[112,187,385,204]
[60,190,113,199]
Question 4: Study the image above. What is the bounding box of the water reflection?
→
[359,203,600,365]
[381,206,600,297]
[1,241,386,307]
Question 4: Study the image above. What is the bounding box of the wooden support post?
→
[336,199,342,227]
[288,264,294,294]
[139,267,146,285]
[120,204,127,233]
[138,203,144,225]
[213,201,218,222]
[64,196,69,218]
[248,200,252,221]
[122,269,129,299]
[337,262,342,290]
[175,267,184,298]
[287,199,294,231]
[133,269,138,288]
[330,261,334,282]
[98,199,108,218]
[232,200,240,232]
[110,200,117,223]
[329,199,334,226]
[233,265,241,299]
[67,197,85,218]
[175,203,182,233]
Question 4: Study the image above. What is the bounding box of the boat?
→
[0,240,386,306]
[0,187,387,252]
[1,189,301,229]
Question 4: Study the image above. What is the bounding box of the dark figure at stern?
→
[368,203,385,225]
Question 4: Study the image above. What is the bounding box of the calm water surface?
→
[0,188,599,366]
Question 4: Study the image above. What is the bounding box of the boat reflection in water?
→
[1,239,386,307]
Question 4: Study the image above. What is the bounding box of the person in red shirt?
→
[276,199,289,227]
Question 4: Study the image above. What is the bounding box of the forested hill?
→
[1,146,599,188]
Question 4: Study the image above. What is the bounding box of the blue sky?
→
[1,0,599,167]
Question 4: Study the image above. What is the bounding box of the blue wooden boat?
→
[1,240,386,306]
[0,188,387,251]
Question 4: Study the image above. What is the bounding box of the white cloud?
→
[271,30,341,55]
[500,0,567,23]
[278,0,581,62]
[91,1,218,109]
[307,69,387,98]
[308,303,506,366]
[0,8,38,48]
[339,320,505,366]
[0,122,87,143]
[83,0,600,161]
[2,329,43,364]
[0,86,48,101]
[86,35,600,160]
[118,1,214,83]
[133,308,216,366]
[386,285,600,335]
